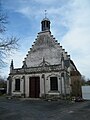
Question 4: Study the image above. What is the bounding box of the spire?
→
[61,53,65,69]
[10,59,14,72]
[41,10,50,31]
[61,53,64,61]
[22,61,27,68]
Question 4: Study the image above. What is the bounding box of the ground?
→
[0,97,90,120]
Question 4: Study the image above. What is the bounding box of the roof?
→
[42,17,50,22]
[64,60,70,68]
[70,70,81,76]
[70,60,77,71]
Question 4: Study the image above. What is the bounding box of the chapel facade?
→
[7,16,81,99]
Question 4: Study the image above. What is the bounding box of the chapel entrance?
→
[29,77,40,98]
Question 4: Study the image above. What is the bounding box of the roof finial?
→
[10,59,14,72]
[45,10,47,18]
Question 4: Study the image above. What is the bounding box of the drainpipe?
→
[61,53,66,99]
[64,72,66,99]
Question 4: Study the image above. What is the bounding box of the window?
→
[50,77,58,90]
[15,79,20,91]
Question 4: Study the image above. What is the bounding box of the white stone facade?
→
[7,17,78,98]
[25,31,68,68]
[7,72,71,98]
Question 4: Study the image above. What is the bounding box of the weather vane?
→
[45,10,47,18]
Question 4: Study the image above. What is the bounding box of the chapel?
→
[7,15,81,99]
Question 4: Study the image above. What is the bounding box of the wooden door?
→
[29,77,40,98]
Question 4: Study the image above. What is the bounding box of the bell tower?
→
[41,10,50,31]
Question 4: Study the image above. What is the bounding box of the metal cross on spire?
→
[45,10,47,18]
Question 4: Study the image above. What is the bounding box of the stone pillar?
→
[59,77,62,95]
[21,76,25,97]
[61,72,66,96]
[7,76,12,95]
[40,74,46,98]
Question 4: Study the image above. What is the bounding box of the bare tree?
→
[0,2,19,68]
[0,75,7,88]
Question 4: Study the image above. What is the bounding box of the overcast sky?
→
[1,0,90,79]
